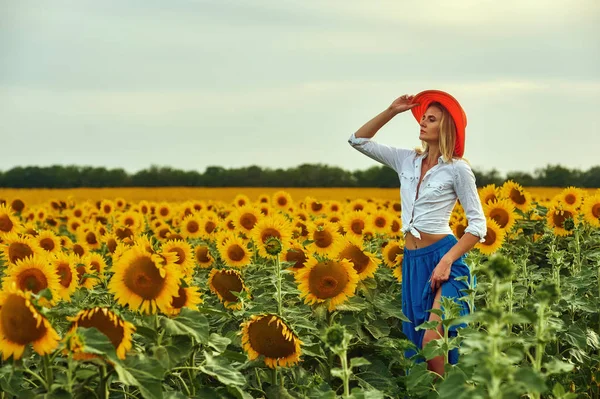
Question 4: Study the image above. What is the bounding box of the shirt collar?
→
[418,151,449,165]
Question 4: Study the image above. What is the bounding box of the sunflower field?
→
[0,182,599,399]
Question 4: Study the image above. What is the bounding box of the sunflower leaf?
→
[198,350,246,387]
[208,333,231,353]
[116,354,165,399]
[161,308,209,344]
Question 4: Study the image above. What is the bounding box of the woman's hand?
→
[389,94,419,114]
[430,257,453,292]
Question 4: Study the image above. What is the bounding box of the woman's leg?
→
[422,287,445,376]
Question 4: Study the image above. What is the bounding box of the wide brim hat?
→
[410,90,467,157]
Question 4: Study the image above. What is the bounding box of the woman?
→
[348,90,486,374]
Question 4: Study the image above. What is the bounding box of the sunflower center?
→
[39,238,55,251]
[170,247,186,265]
[565,194,577,205]
[227,220,235,229]
[74,210,83,218]
[17,269,48,293]
[330,216,340,223]
[171,287,188,309]
[311,203,323,212]
[240,213,258,230]
[0,295,47,345]
[391,220,400,233]
[0,215,14,233]
[295,222,308,237]
[340,245,370,273]
[90,261,101,273]
[205,221,216,234]
[73,244,85,257]
[195,246,211,263]
[75,310,124,349]
[277,197,288,206]
[227,244,246,262]
[374,217,386,228]
[157,228,171,239]
[387,245,403,264]
[331,205,339,212]
[484,194,497,204]
[211,271,243,302]
[86,232,98,245]
[124,217,134,226]
[353,204,364,211]
[393,203,402,212]
[123,256,165,300]
[8,243,33,264]
[483,228,497,246]
[57,262,73,287]
[103,205,111,214]
[509,188,526,205]
[313,230,333,248]
[107,238,118,254]
[247,316,296,359]
[285,248,307,269]
[160,208,169,217]
[184,221,199,234]
[456,223,467,238]
[116,227,134,240]
[11,199,25,213]
[592,204,600,218]
[308,261,349,299]
[553,210,572,228]
[490,209,509,229]
[350,220,365,235]
[261,228,281,243]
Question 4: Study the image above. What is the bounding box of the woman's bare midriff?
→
[405,230,449,250]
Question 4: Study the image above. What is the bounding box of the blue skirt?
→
[401,234,474,364]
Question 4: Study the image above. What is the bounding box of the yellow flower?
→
[2,254,62,304]
[546,205,578,237]
[194,244,214,268]
[272,191,293,210]
[67,307,135,360]
[179,213,204,239]
[370,210,393,235]
[483,198,517,231]
[475,218,506,255]
[51,252,79,301]
[332,235,378,280]
[479,184,500,205]
[582,194,600,228]
[251,213,293,258]
[217,234,252,268]
[0,286,60,360]
[553,186,585,209]
[108,245,182,314]
[165,285,203,316]
[231,205,262,234]
[306,221,341,258]
[341,210,371,238]
[381,240,404,268]
[0,232,43,267]
[282,242,308,272]
[0,204,21,238]
[233,194,251,208]
[162,239,196,280]
[208,268,250,310]
[35,230,62,254]
[295,256,359,311]
[499,180,532,212]
[241,314,302,368]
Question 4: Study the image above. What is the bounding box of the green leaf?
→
[350,357,371,369]
[330,367,345,379]
[414,320,440,331]
[161,308,209,344]
[198,350,246,387]
[208,333,231,353]
[552,383,566,396]
[116,354,165,399]
[265,385,296,399]
[348,387,384,399]
[335,296,370,312]
[364,318,390,339]
[0,366,28,398]
[543,358,574,376]
[163,392,189,399]
[226,386,254,399]
[514,368,547,394]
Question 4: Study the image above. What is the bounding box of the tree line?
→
[0,164,598,189]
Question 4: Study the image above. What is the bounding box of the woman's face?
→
[419,105,442,143]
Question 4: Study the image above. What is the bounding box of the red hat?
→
[410,90,467,157]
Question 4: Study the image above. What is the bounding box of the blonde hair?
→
[415,102,464,163]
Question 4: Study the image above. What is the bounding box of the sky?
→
[1,0,599,177]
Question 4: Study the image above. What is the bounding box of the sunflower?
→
[392,266,402,283]
[475,218,505,255]
[136,200,151,216]
[370,210,392,235]
[118,211,145,232]
[165,285,203,316]
[231,194,250,208]
[479,184,500,205]
[71,240,91,258]
[341,210,371,238]
[162,239,195,279]
[108,245,182,314]
[0,232,43,267]
[553,186,585,209]
[304,197,325,216]
[156,202,173,221]
[273,191,293,210]
[381,240,404,268]
[389,216,402,237]
[198,213,220,239]
[305,221,341,258]
[241,314,302,368]
[76,227,103,251]
[231,205,262,234]
[10,199,26,214]
[0,286,60,360]
[67,307,135,360]
[327,200,343,214]
[499,180,532,212]
[251,213,293,258]
[74,255,100,290]
[217,234,252,268]
[282,242,308,272]
[208,268,250,310]
[450,217,469,240]
[194,244,214,268]
[84,252,108,279]
[114,197,127,210]
[36,230,62,254]
[483,198,517,231]
[99,200,115,217]
[51,252,79,301]
[332,235,378,280]
[295,256,359,311]
[582,194,600,228]
[546,205,578,237]
[2,254,61,305]
[346,199,368,213]
[102,232,121,255]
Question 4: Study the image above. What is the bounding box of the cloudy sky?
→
[1,0,599,177]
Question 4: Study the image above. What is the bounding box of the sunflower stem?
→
[276,254,283,317]
[340,349,350,398]
[272,367,278,386]
[42,354,53,389]
[99,364,109,399]
[20,368,47,390]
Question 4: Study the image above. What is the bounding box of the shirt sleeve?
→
[453,160,487,243]
[347,132,414,173]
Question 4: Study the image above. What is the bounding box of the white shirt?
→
[348,133,487,242]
